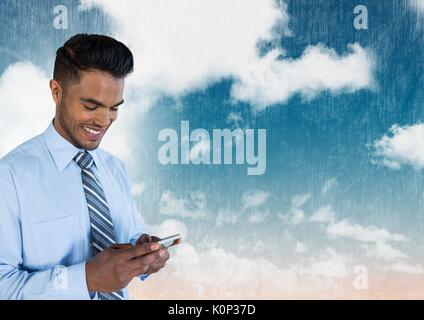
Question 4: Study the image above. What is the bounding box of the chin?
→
[84,142,101,150]
[76,139,101,151]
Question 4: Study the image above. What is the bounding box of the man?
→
[0,34,169,299]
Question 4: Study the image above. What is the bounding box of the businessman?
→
[0,34,169,299]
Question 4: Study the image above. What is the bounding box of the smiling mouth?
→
[81,125,104,140]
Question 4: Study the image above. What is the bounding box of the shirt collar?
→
[43,119,100,173]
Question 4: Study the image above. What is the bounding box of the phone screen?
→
[157,234,181,248]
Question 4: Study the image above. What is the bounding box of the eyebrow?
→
[80,97,124,108]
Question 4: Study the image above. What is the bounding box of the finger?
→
[130,265,149,278]
[145,262,166,275]
[133,260,165,277]
[142,249,169,273]
[136,234,151,246]
[157,248,170,262]
[121,242,160,260]
[163,250,170,261]
[133,252,169,277]
[128,250,163,275]
[151,236,161,242]
[110,243,134,250]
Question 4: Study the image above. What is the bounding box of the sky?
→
[1,0,424,299]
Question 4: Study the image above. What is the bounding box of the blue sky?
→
[1,0,424,298]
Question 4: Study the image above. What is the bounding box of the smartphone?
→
[157,234,181,248]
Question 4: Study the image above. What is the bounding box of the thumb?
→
[136,233,151,246]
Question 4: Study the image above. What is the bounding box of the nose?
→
[93,108,113,128]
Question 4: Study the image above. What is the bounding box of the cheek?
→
[110,112,118,122]
[73,114,91,128]
[63,102,86,123]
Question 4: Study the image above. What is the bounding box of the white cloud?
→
[241,190,270,210]
[290,209,305,225]
[226,112,244,128]
[79,0,374,110]
[248,209,269,224]
[158,189,270,226]
[291,193,311,208]
[296,248,349,279]
[159,191,187,216]
[307,202,409,264]
[189,191,207,210]
[130,204,419,299]
[322,178,339,195]
[326,219,407,243]
[246,240,269,255]
[309,205,336,224]
[278,186,411,269]
[295,242,308,254]
[216,190,270,226]
[324,218,408,262]
[374,242,408,261]
[216,208,240,226]
[363,242,408,262]
[279,193,310,224]
[385,261,424,274]
[409,0,424,13]
[154,219,188,240]
[0,62,53,158]
[373,124,424,170]
[231,43,375,110]
[78,0,284,109]
[129,221,353,299]
[159,190,208,219]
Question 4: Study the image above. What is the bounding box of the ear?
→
[49,79,62,105]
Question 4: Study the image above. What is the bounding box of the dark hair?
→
[53,33,134,86]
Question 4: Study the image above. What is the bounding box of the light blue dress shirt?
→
[0,120,149,299]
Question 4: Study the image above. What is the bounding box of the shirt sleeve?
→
[0,163,91,300]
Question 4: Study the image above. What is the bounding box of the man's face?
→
[54,70,125,150]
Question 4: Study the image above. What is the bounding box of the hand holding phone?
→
[156,234,181,248]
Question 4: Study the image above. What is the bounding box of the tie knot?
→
[73,151,94,169]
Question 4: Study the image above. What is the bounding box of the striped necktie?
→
[73,151,124,300]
